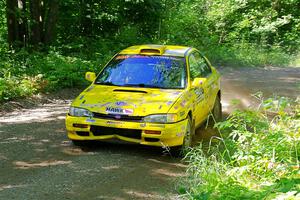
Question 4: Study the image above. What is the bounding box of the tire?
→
[182,117,193,151]
[71,140,89,147]
[171,117,194,157]
[211,95,222,124]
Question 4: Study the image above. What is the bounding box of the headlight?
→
[69,107,93,117]
[143,114,178,123]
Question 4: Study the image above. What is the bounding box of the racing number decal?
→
[194,88,204,103]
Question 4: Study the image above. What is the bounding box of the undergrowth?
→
[0,44,116,102]
[204,43,294,67]
[0,37,139,102]
[179,96,300,200]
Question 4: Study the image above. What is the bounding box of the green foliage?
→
[0,48,102,102]
[1,0,300,101]
[204,43,292,67]
[0,0,6,41]
[180,97,300,199]
[163,0,300,67]
[57,0,162,43]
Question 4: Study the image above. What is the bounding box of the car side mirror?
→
[85,72,96,82]
[192,78,207,87]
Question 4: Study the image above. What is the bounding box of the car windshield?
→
[95,55,187,89]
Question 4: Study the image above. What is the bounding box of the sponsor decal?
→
[166,101,173,105]
[180,100,187,107]
[114,115,121,119]
[124,108,134,115]
[173,91,181,95]
[106,107,123,114]
[115,101,127,106]
[86,119,95,123]
[107,121,124,125]
[176,132,184,137]
[106,107,134,115]
[140,123,146,128]
[194,88,204,103]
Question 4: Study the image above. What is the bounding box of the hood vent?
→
[113,89,147,94]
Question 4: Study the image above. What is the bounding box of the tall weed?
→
[180,97,300,200]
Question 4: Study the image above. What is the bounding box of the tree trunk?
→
[30,0,42,46]
[17,0,28,47]
[6,0,18,46]
[43,0,58,44]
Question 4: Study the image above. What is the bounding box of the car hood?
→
[72,85,184,116]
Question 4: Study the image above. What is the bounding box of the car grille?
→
[90,125,142,139]
[92,112,144,122]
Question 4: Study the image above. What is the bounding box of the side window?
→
[202,56,212,76]
[189,52,212,79]
[189,54,199,80]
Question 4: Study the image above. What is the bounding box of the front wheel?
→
[211,95,222,124]
[171,117,194,157]
[71,140,89,147]
[182,117,193,151]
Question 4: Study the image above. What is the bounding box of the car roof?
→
[119,44,192,57]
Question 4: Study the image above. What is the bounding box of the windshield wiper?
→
[122,83,162,88]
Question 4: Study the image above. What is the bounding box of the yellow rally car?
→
[65,45,221,153]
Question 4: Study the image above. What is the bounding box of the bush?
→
[180,97,300,199]
[205,43,292,67]
[0,49,101,102]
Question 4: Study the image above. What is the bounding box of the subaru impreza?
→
[65,45,221,153]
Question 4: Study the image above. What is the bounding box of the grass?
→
[179,96,300,200]
[289,53,300,67]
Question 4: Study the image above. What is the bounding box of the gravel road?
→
[0,66,299,200]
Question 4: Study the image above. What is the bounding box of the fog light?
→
[73,124,88,128]
[144,138,160,142]
[144,130,161,135]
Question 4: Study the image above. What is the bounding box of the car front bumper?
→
[65,115,188,147]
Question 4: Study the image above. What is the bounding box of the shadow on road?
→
[0,114,186,199]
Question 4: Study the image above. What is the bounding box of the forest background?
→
[0,0,299,101]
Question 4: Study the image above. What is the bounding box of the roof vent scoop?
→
[139,46,166,55]
[140,49,161,54]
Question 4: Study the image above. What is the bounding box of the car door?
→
[202,56,220,109]
[189,51,213,126]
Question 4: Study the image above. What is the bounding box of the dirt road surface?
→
[0,67,299,200]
